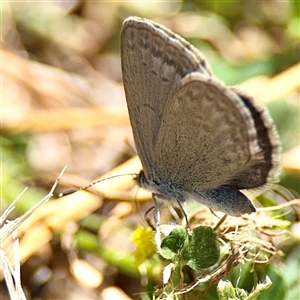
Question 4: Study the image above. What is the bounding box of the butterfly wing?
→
[153,73,280,192]
[121,17,212,180]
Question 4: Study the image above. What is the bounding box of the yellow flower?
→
[131,226,156,265]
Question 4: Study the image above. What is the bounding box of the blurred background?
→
[1,1,299,299]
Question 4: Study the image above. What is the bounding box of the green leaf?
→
[217,277,272,300]
[217,280,236,300]
[160,226,187,260]
[256,266,287,300]
[181,226,220,271]
[246,276,272,300]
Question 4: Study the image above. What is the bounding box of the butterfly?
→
[120,17,281,217]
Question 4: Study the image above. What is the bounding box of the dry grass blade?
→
[0,167,66,299]
[240,63,300,103]
[0,167,66,243]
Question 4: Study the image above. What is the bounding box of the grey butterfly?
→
[120,17,281,217]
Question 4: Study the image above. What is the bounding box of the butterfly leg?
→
[152,193,162,227]
[176,199,191,233]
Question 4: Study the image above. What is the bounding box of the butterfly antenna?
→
[58,173,136,197]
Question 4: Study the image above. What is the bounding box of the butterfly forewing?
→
[121,17,212,180]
